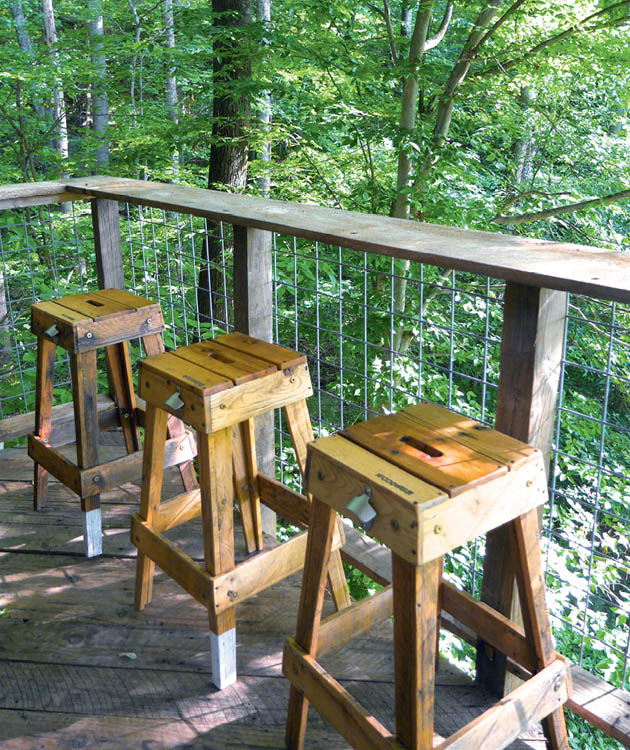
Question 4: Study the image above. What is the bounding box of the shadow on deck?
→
[0,432,546,749]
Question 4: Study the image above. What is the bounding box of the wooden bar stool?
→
[284,402,572,750]
[29,288,196,557]
[132,332,351,689]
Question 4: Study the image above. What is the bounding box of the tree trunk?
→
[512,87,535,187]
[87,0,109,169]
[163,0,179,173]
[391,1,434,353]
[256,0,271,196]
[197,0,252,329]
[9,2,47,122]
[41,0,70,200]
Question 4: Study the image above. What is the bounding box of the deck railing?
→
[1,176,629,746]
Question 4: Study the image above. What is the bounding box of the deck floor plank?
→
[0,436,546,748]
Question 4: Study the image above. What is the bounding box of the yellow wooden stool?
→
[284,403,572,750]
[28,288,196,557]
[132,332,351,689]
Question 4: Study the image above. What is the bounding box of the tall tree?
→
[162,0,179,172]
[198,0,253,326]
[255,0,271,196]
[9,0,46,121]
[41,0,69,185]
[87,0,109,169]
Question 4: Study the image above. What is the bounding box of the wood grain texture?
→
[401,403,537,469]
[392,553,440,750]
[284,639,403,750]
[257,474,312,527]
[479,284,565,697]
[104,341,141,453]
[232,421,259,554]
[437,658,570,750]
[286,498,339,749]
[511,510,570,749]
[567,668,630,748]
[342,412,508,496]
[317,586,394,657]
[59,175,630,304]
[232,226,276,538]
[134,403,168,609]
[92,198,124,289]
[197,428,236,638]
[140,331,198,492]
[0,393,117,444]
[284,399,314,477]
[32,336,56,510]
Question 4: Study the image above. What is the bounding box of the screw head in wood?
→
[526,479,534,487]
[146,317,152,325]
[219,403,226,409]
[86,331,93,339]
[434,524,442,534]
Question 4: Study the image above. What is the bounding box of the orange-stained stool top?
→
[138,333,313,433]
[31,288,164,353]
[306,402,548,565]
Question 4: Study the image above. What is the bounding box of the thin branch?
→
[474,0,530,51]
[425,2,454,50]
[479,0,630,77]
[493,188,630,225]
[382,0,398,64]
[497,188,574,215]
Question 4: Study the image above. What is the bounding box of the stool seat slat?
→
[342,412,508,496]
[173,343,273,385]
[401,403,538,469]
[54,291,132,319]
[202,339,280,374]
[141,350,233,395]
[217,332,307,370]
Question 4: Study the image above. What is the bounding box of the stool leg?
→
[104,341,141,454]
[232,419,263,554]
[33,336,56,510]
[134,403,168,610]
[284,400,351,611]
[511,510,569,750]
[392,553,440,750]
[70,351,102,557]
[197,427,237,689]
[286,497,338,750]
[141,332,198,491]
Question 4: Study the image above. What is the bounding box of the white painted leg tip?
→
[82,508,103,557]
[210,629,237,690]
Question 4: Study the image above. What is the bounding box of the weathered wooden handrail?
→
[2,176,629,745]
[2,175,630,302]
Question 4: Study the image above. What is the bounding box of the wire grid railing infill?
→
[0,201,93,419]
[0,201,628,693]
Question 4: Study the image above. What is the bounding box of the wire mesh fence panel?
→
[0,202,94,421]
[548,294,630,691]
[1,199,629,696]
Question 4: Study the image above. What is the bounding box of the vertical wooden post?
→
[477,283,566,696]
[91,198,124,289]
[233,224,276,536]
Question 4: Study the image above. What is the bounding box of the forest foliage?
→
[1,2,630,746]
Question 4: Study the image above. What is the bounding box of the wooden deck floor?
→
[0,432,547,749]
